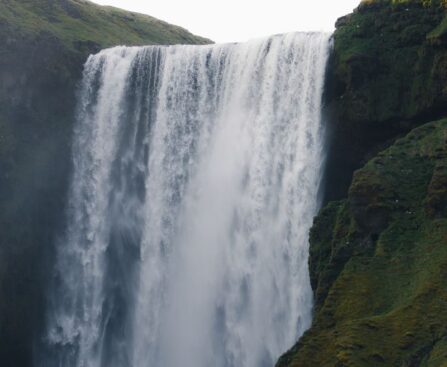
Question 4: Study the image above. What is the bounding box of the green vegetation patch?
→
[0,0,211,51]
[278,119,447,366]
[333,0,447,125]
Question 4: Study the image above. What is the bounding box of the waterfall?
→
[42,32,331,367]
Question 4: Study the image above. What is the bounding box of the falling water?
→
[42,32,331,367]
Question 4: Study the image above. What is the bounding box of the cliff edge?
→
[279,1,447,366]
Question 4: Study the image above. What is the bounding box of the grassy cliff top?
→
[0,0,211,50]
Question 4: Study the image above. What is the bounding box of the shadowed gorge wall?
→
[0,1,208,365]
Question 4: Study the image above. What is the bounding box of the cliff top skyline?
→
[92,0,360,42]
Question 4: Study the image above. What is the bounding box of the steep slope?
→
[0,1,210,366]
[324,0,447,200]
[278,1,447,366]
[279,118,447,366]
[0,0,210,48]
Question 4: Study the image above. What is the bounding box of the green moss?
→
[309,201,362,310]
[429,15,447,40]
[0,0,211,50]
[281,2,447,365]
[324,0,447,201]
[421,338,447,366]
[278,119,447,366]
[333,1,447,124]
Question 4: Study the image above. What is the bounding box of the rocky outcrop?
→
[324,0,447,201]
[0,1,209,365]
[279,118,447,367]
[279,1,447,366]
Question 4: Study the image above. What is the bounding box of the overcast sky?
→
[92,0,361,43]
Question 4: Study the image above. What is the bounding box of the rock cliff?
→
[279,1,447,365]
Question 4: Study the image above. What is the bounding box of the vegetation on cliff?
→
[279,1,447,365]
[279,118,447,366]
[0,0,210,50]
[324,0,447,200]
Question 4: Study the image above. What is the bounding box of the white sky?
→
[92,0,360,43]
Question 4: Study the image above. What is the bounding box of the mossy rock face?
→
[0,1,209,365]
[335,1,447,124]
[278,118,447,367]
[324,0,447,201]
[281,3,447,365]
